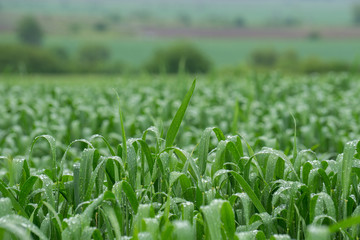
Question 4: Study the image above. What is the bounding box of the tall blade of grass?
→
[0,198,12,217]
[181,202,194,222]
[0,219,28,240]
[29,135,60,224]
[90,134,116,156]
[0,180,28,218]
[165,79,196,148]
[173,220,195,240]
[102,202,122,240]
[172,147,201,184]
[229,193,252,225]
[127,143,137,188]
[42,201,63,234]
[30,135,57,182]
[198,128,212,176]
[98,208,115,240]
[211,140,227,177]
[290,113,297,161]
[137,139,154,175]
[339,140,359,219]
[114,90,127,162]
[230,171,266,213]
[79,149,95,202]
[231,100,239,135]
[19,175,39,205]
[201,200,223,240]
[135,204,155,234]
[73,162,81,211]
[329,215,360,233]
[221,201,235,240]
[0,215,47,240]
[293,150,316,176]
[142,218,159,240]
[63,193,104,238]
[351,206,360,238]
[265,154,278,184]
[9,157,25,186]
[61,139,94,176]
[113,180,139,214]
[160,221,175,240]
[254,148,299,181]
[80,227,97,240]
[84,159,106,201]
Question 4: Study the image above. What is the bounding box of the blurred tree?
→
[50,46,69,60]
[145,43,212,74]
[308,31,321,40]
[233,17,246,28]
[17,16,43,46]
[78,45,110,66]
[93,21,108,32]
[107,13,122,23]
[0,44,65,73]
[178,13,192,26]
[68,22,81,34]
[353,4,360,25]
[283,17,300,27]
[277,50,299,71]
[249,48,278,67]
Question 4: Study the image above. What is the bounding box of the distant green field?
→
[0,0,355,27]
[1,33,360,68]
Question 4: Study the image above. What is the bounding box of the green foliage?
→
[277,50,299,72]
[300,57,350,74]
[145,43,212,74]
[75,44,124,73]
[93,21,108,32]
[308,31,321,41]
[78,44,110,66]
[0,43,127,74]
[107,13,122,23]
[1,75,360,239]
[248,48,353,74]
[249,48,278,67]
[0,45,64,73]
[233,17,246,28]
[16,15,43,46]
[50,46,69,60]
[178,13,192,26]
[68,22,81,34]
[352,4,360,25]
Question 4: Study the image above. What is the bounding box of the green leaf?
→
[90,134,116,156]
[230,171,266,213]
[221,201,235,240]
[307,225,330,240]
[114,90,127,162]
[165,79,196,148]
[0,198,13,217]
[102,202,122,240]
[173,220,195,240]
[329,214,360,233]
[0,214,47,240]
[0,180,28,218]
[30,135,57,182]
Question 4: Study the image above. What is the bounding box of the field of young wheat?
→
[0,74,360,239]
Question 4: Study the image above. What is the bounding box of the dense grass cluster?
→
[0,74,360,239]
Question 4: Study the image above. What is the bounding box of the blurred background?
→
[1,0,360,75]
